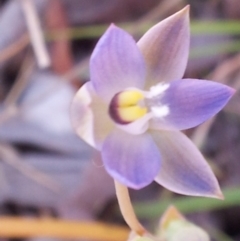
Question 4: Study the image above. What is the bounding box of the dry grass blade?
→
[0,54,34,127]
[21,0,50,68]
[63,56,90,83]
[0,217,129,241]
[4,54,34,107]
[0,144,60,193]
[0,34,29,64]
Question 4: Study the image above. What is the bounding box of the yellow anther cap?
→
[109,90,147,124]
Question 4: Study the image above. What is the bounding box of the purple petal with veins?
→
[90,24,146,102]
[138,6,190,88]
[150,79,235,131]
[102,128,161,189]
[151,130,223,198]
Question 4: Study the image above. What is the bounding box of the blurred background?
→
[0,0,240,240]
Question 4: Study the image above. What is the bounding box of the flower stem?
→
[114,180,146,235]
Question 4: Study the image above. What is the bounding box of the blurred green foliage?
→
[134,187,240,218]
[47,20,240,59]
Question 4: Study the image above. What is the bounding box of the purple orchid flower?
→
[70,6,235,198]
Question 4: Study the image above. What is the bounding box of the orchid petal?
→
[150,130,222,198]
[149,79,235,130]
[102,129,161,189]
[137,6,190,88]
[116,113,152,135]
[70,82,114,150]
[90,24,146,102]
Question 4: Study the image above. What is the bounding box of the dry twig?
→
[21,0,50,68]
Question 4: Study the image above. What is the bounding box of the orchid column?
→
[70,6,234,235]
